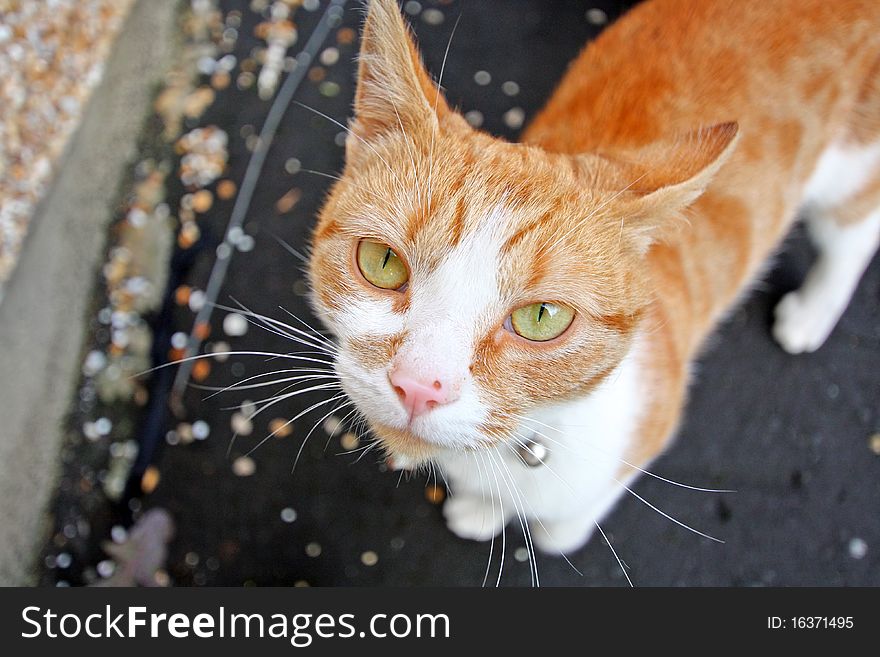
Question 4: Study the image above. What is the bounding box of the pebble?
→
[269,418,294,438]
[284,158,302,175]
[192,420,210,441]
[276,188,302,214]
[319,81,341,97]
[177,422,194,444]
[464,110,484,128]
[501,81,520,97]
[223,313,249,337]
[319,47,340,67]
[211,341,231,362]
[323,415,344,437]
[424,484,446,505]
[473,70,492,86]
[232,455,256,477]
[171,331,189,349]
[95,417,112,436]
[141,466,161,494]
[514,547,530,563]
[0,0,136,293]
[191,189,214,213]
[280,507,297,523]
[404,1,422,15]
[340,432,360,450]
[110,525,128,543]
[849,537,868,559]
[82,350,107,377]
[216,179,237,200]
[870,433,880,455]
[503,107,526,130]
[189,289,207,312]
[360,551,379,567]
[422,8,445,25]
[96,560,115,578]
[231,412,254,436]
[305,542,322,557]
[236,235,256,252]
[586,8,609,25]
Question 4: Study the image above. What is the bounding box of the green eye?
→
[356,240,409,290]
[510,302,575,342]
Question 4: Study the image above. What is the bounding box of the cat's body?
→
[309,0,880,555]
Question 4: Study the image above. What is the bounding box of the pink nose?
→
[388,368,457,419]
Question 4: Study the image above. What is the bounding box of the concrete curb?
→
[0,0,180,586]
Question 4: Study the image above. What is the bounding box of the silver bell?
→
[517,437,549,468]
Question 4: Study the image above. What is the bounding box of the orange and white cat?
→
[307,0,880,554]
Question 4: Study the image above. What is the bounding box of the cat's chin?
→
[371,422,448,469]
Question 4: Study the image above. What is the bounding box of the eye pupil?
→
[537,303,547,323]
[382,248,392,269]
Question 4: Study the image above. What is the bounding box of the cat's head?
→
[308,0,737,463]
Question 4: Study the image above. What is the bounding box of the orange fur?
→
[309,0,880,469]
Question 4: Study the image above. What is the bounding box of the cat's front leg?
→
[442,493,511,542]
[435,449,512,542]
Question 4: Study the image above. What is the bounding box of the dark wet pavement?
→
[43,0,880,587]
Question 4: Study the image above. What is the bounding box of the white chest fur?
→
[434,337,646,554]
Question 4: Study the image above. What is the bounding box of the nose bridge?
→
[393,317,468,380]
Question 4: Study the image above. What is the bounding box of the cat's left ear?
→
[603,122,740,253]
[350,0,450,147]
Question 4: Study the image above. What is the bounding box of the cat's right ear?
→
[593,122,740,254]
[350,0,450,148]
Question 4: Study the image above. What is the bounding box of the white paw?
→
[772,291,837,354]
[530,516,596,555]
[443,496,506,542]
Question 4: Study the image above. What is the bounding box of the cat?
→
[306,0,880,558]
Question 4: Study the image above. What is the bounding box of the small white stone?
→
[236,235,255,252]
[95,417,112,437]
[188,290,206,312]
[422,8,444,25]
[404,1,422,15]
[319,47,339,67]
[231,412,253,436]
[232,455,256,477]
[323,415,343,437]
[281,507,298,523]
[503,107,526,130]
[97,560,116,578]
[171,331,188,349]
[849,537,868,559]
[82,350,106,377]
[473,70,492,86]
[223,313,249,337]
[586,8,609,25]
[216,242,233,260]
[211,341,231,362]
[514,547,530,562]
[192,420,210,440]
[464,110,484,128]
[501,81,520,97]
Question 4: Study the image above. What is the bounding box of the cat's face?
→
[307,0,736,463]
